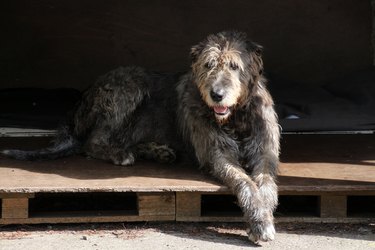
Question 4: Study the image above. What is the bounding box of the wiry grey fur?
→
[1,31,280,244]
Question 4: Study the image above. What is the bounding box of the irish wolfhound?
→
[2,31,280,243]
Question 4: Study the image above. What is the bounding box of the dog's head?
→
[190,31,264,122]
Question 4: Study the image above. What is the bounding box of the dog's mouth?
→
[213,106,230,116]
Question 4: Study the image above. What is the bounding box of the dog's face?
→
[190,31,263,122]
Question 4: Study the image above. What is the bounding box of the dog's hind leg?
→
[73,66,152,138]
[75,67,153,166]
[83,125,137,166]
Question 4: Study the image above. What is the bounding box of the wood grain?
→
[2,197,28,219]
[320,195,347,218]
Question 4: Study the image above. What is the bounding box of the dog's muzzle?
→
[210,89,225,102]
[210,89,230,116]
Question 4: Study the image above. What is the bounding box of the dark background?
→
[0,0,372,90]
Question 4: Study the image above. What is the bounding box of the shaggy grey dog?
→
[2,31,280,244]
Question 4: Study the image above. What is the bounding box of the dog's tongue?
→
[214,106,228,114]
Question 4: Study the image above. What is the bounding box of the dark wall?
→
[0,0,372,90]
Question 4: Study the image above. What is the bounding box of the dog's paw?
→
[155,146,176,164]
[246,220,275,244]
[111,152,135,166]
[136,142,176,164]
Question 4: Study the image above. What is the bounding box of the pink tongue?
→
[214,106,228,114]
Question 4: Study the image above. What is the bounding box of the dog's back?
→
[1,67,184,162]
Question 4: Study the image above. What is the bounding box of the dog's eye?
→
[230,62,239,71]
[204,62,214,69]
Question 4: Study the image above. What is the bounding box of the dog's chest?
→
[220,112,256,158]
[222,110,253,137]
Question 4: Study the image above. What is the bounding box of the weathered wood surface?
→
[0,157,374,194]
[1,134,374,194]
[1,197,29,219]
[0,157,224,193]
[0,134,374,224]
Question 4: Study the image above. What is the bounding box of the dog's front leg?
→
[183,119,275,243]
[246,152,278,243]
[242,106,280,243]
[207,153,276,243]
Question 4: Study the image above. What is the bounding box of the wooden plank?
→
[0,214,166,225]
[0,133,373,224]
[0,156,374,194]
[0,193,34,198]
[0,193,176,224]
[174,216,375,223]
[137,192,175,220]
[276,217,375,223]
[320,195,347,218]
[279,191,375,196]
[176,192,374,223]
[176,192,202,221]
[0,134,374,194]
[178,216,244,223]
[0,157,225,193]
[2,197,29,219]
[279,163,375,188]
[1,214,373,225]
[320,195,348,218]
[176,192,244,222]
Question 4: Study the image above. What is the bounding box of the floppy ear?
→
[247,41,264,75]
[190,42,205,63]
[247,41,263,56]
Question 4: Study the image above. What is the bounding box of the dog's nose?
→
[210,89,224,102]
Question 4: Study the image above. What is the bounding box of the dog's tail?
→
[0,126,81,161]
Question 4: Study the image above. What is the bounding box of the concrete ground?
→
[1,222,374,250]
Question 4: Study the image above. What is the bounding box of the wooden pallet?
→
[175,134,375,223]
[0,156,220,225]
[0,192,175,224]
[0,134,374,224]
[175,192,375,223]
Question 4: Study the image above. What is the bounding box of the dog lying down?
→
[2,31,280,244]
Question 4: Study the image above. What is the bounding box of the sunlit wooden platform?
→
[0,134,374,224]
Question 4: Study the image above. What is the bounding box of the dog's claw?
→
[247,230,260,245]
[247,223,275,244]
[111,152,135,166]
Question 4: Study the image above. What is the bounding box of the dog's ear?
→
[247,41,264,75]
[190,42,205,63]
[247,41,263,57]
